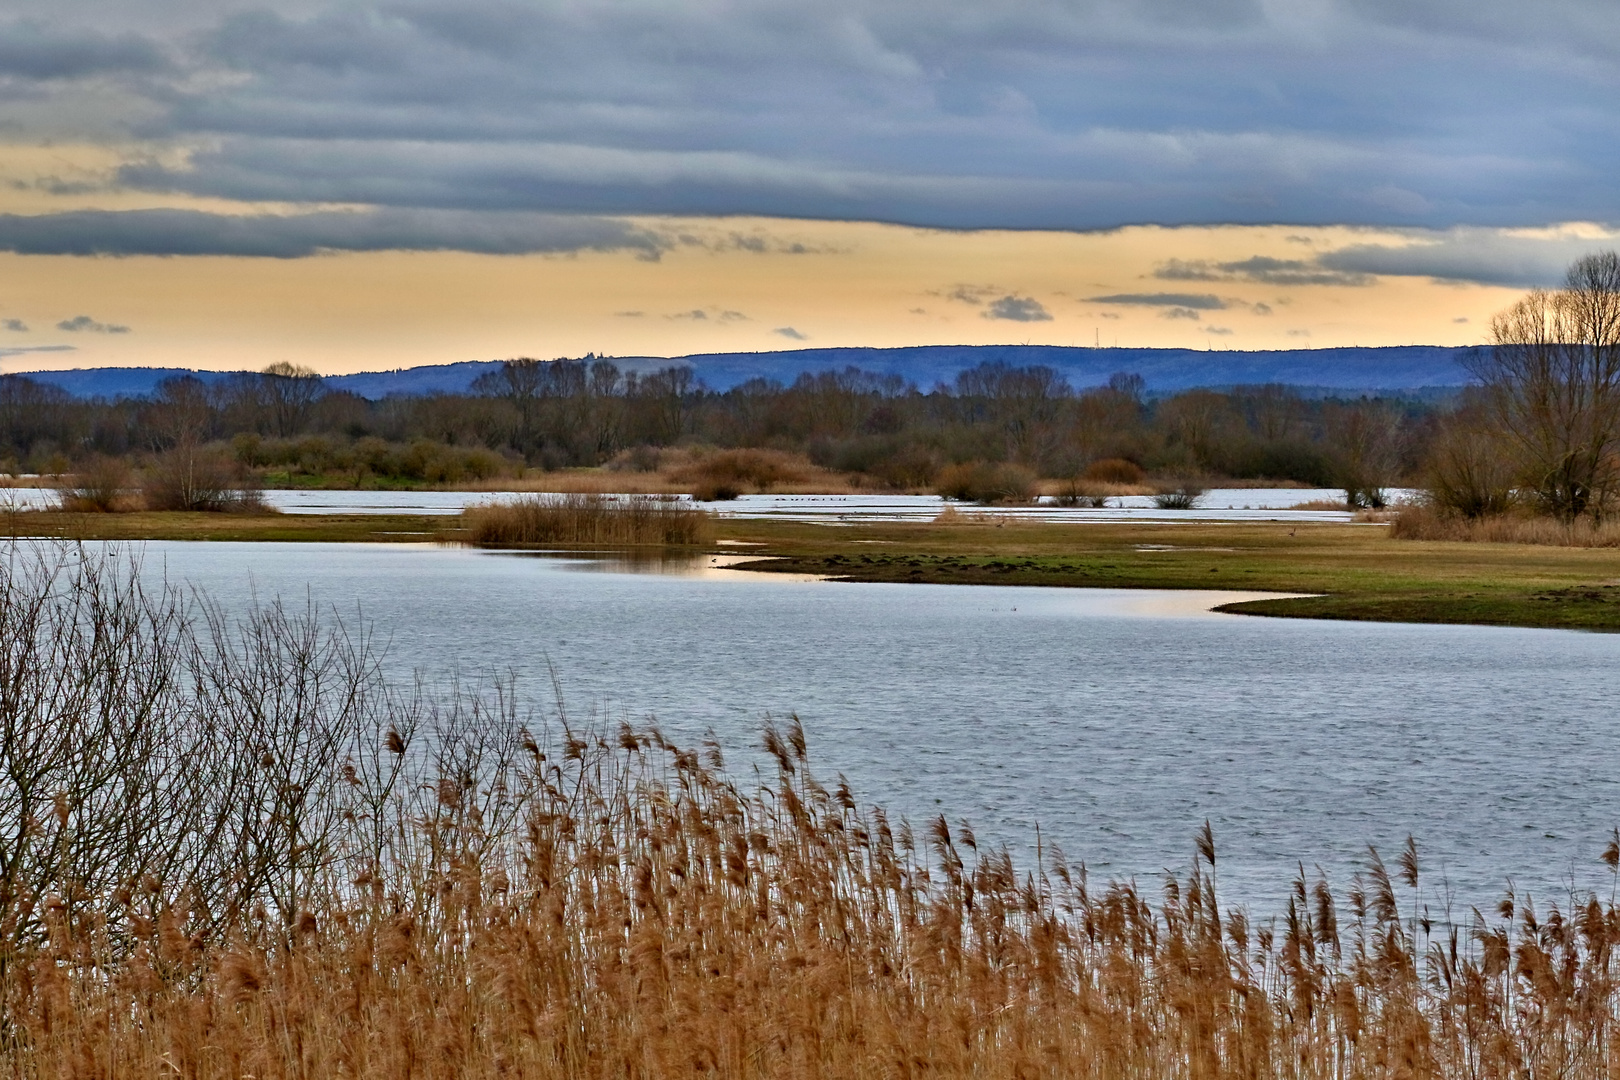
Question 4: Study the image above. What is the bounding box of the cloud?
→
[1316,227,1620,287]
[1163,307,1202,320]
[0,344,75,358]
[1252,302,1272,315]
[2,319,25,332]
[772,326,808,340]
[983,295,1052,322]
[1089,292,1227,310]
[1154,256,1373,287]
[1204,325,1234,335]
[13,1,1620,233]
[56,315,129,333]
[0,20,169,80]
[0,208,666,258]
[943,284,997,305]
[669,307,750,323]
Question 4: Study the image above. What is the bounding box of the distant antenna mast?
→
[1094,328,1099,348]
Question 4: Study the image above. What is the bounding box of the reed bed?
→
[462,493,713,546]
[1394,502,1620,546]
[6,544,1620,1078]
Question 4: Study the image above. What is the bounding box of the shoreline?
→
[5,509,1620,632]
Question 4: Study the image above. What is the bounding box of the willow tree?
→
[1467,251,1620,520]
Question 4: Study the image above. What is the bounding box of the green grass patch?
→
[715,518,1620,631]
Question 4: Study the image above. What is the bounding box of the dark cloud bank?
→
[6,1,1620,278]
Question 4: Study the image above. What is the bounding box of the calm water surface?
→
[107,540,1620,914]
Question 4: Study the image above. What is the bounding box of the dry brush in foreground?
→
[4,544,1620,1078]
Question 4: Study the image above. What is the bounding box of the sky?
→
[2,0,1619,375]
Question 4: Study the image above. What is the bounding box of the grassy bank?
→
[3,546,1618,1078]
[720,517,1620,631]
[7,505,1620,630]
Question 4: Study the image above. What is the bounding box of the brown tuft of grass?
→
[1394,502,1620,546]
[463,492,713,546]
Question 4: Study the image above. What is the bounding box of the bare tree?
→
[1324,400,1401,509]
[1467,251,1620,520]
[258,362,325,438]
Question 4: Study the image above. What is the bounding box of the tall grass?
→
[463,493,713,546]
[1394,502,1620,546]
[7,543,1620,1077]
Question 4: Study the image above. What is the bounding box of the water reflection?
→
[492,548,829,582]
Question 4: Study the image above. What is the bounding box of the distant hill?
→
[10,344,1477,401]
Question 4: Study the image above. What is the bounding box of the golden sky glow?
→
[0,217,1533,377]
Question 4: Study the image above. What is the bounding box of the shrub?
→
[463,493,713,546]
[607,444,664,472]
[675,448,809,494]
[143,446,268,512]
[1424,414,1516,519]
[57,455,134,512]
[1152,483,1206,510]
[1083,457,1146,484]
[933,461,1038,504]
[691,480,742,501]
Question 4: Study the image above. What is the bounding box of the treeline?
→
[0,356,1434,498]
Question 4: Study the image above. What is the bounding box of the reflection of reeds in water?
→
[8,546,1620,1077]
[463,492,713,546]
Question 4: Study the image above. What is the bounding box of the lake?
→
[84,539,1620,914]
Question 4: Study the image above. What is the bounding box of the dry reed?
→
[11,710,1620,1079]
[8,544,1620,1078]
[463,493,713,546]
[1394,502,1620,546]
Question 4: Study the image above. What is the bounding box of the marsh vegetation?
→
[2,544,1620,1076]
[462,493,713,547]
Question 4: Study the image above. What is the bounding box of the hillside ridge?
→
[6,344,1476,400]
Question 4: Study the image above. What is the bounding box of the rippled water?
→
[79,538,1620,916]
